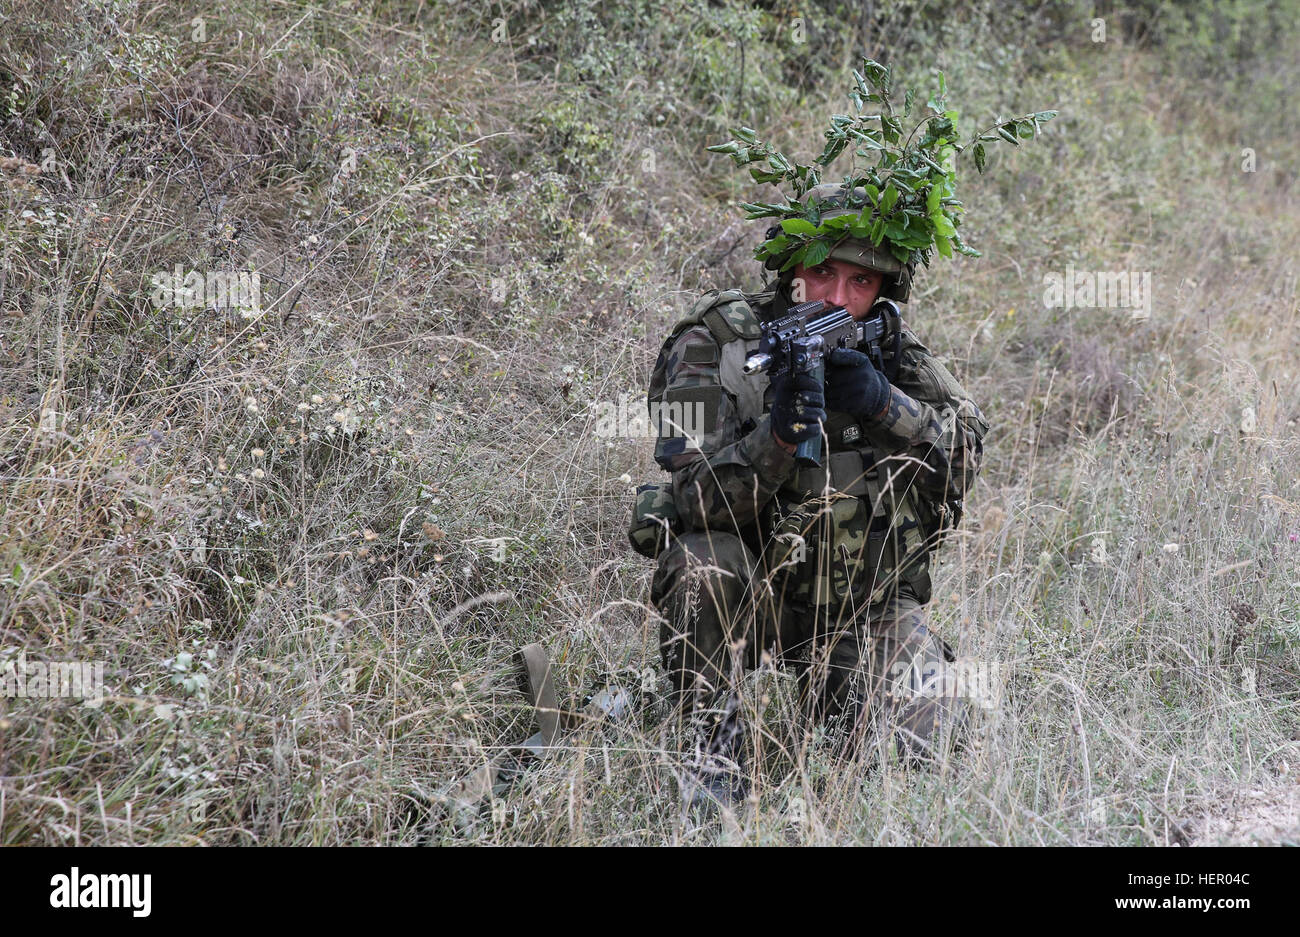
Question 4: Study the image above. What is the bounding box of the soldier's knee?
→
[872,602,946,670]
[651,531,754,608]
[652,532,756,690]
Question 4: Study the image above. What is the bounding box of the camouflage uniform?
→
[637,282,989,766]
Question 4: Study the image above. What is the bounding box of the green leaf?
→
[802,239,831,267]
[817,138,849,165]
[952,232,982,257]
[973,142,986,173]
[935,234,953,258]
[780,218,820,236]
[931,212,956,237]
[862,59,890,89]
[880,185,899,212]
[997,126,1019,145]
[918,152,946,173]
[740,200,791,219]
[926,185,942,214]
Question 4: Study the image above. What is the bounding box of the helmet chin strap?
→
[752,269,796,321]
[772,271,797,318]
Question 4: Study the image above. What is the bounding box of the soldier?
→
[629,183,990,811]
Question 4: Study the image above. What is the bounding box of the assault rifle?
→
[743,298,902,467]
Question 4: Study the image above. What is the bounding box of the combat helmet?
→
[763,182,915,303]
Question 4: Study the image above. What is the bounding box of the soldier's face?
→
[792,260,884,318]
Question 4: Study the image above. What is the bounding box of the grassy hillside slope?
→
[1,0,1297,844]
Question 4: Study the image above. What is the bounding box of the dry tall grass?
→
[1,0,1297,845]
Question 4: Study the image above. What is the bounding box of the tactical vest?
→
[634,288,956,607]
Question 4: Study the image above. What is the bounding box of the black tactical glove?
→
[770,370,827,445]
[824,347,892,420]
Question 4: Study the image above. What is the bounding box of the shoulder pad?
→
[674,288,762,344]
[896,323,932,357]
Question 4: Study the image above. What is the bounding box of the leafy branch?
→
[707,58,1057,271]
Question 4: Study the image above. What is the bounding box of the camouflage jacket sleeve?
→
[653,324,796,532]
[863,326,989,504]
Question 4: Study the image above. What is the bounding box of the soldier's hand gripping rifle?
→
[743,298,902,467]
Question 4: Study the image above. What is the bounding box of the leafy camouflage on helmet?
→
[826,239,903,275]
[764,183,917,302]
[761,183,895,272]
[629,482,682,559]
[709,60,1057,284]
[805,182,904,272]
